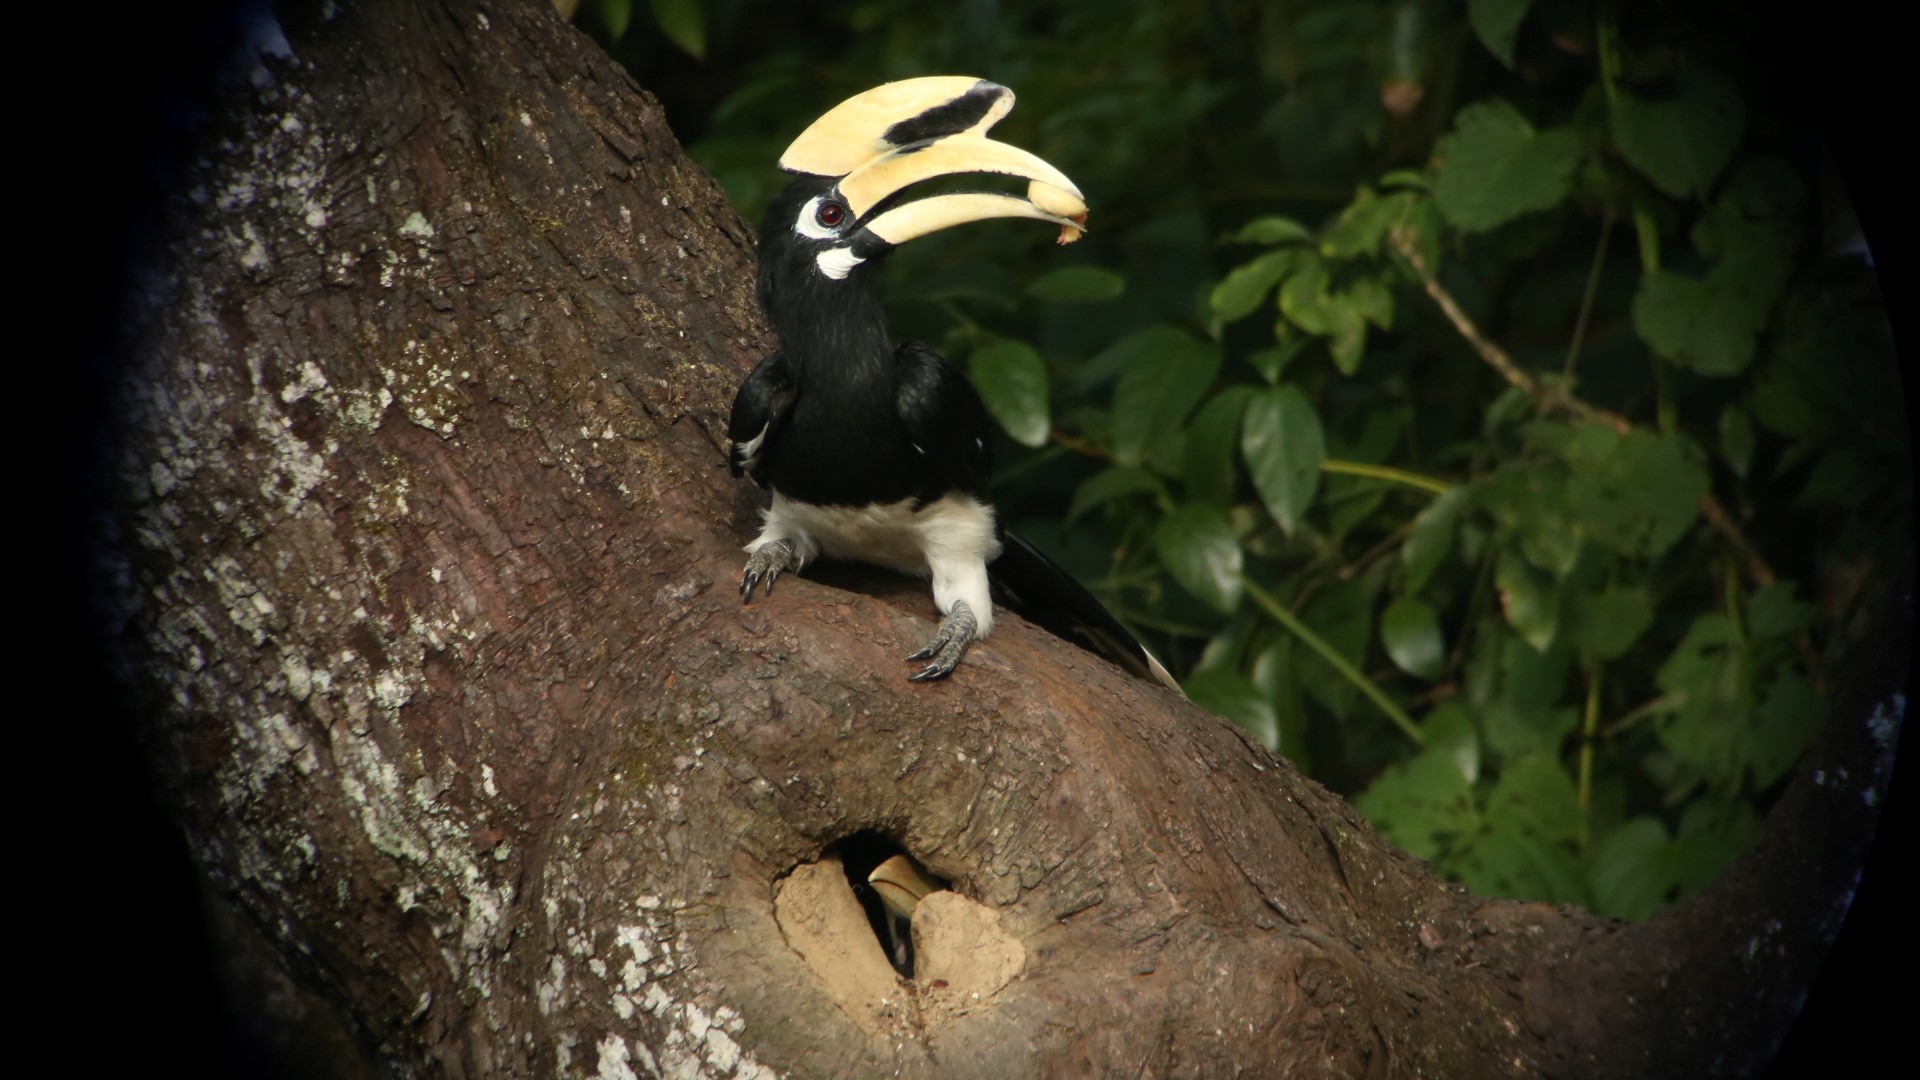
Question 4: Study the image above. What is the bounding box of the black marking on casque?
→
[881,80,1007,149]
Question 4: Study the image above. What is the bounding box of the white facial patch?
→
[814,247,865,280]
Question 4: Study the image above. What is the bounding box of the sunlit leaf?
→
[1213,249,1306,323]
[1154,504,1244,614]
[1381,597,1445,679]
[1400,486,1469,594]
[1241,386,1325,536]
[1423,701,1481,784]
[1495,545,1557,651]
[970,340,1050,447]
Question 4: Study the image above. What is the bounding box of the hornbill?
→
[728,77,1177,689]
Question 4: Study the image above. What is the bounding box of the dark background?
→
[56,2,1906,1074]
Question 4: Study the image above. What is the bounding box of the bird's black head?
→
[754,77,1090,338]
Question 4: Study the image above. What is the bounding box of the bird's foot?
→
[740,540,798,600]
[906,600,977,681]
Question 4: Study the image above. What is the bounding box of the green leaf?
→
[1356,744,1479,861]
[1183,388,1255,506]
[1027,266,1126,303]
[649,0,704,58]
[1454,829,1587,906]
[1718,404,1756,478]
[1106,327,1223,466]
[1379,168,1430,191]
[591,0,633,38]
[1561,422,1708,560]
[1588,817,1681,921]
[1632,160,1801,377]
[1348,276,1395,330]
[969,341,1050,447]
[1423,702,1481,784]
[1750,667,1819,789]
[1468,0,1533,68]
[1652,614,1750,781]
[1228,215,1314,245]
[1381,597,1445,679]
[1241,386,1325,536]
[1400,486,1469,595]
[1495,545,1558,651]
[1155,504,1244,614]
[1486,754,1582,844]
[1244,339,1308,384]
[1747,582,1814,640]
[1631,271,1761,377]
[1067,465,1166,522]
[1213,249,1306,323]
[1675,798,1760,896]
[1611,67,1743,199]
[1433,100,1582,232]
[1571,586,1655,662]
[1185,668,1280,752]
[1325,300,1369,376]
[1277,262,1335,334]
[1320,188,1398,258]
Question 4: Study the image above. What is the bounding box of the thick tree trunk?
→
[95,1,1906,1076]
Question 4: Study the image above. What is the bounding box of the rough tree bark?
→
[95,1,1907,1076]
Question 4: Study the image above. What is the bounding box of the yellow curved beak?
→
[780,77,1087,245]
[867,852,942,921]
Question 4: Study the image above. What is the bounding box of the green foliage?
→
[587,0,1908,922]
[1433,101,1583,232]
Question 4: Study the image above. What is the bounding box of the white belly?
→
[747,491,1003,635]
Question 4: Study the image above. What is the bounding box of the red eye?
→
[816,201,846,227]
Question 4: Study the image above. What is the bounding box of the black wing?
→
[893,340,992,497]
[728,351,793,485]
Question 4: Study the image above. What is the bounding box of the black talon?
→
[740,540,794,603]
[905,601,975,681]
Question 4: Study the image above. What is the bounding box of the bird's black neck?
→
[759,258,894,391]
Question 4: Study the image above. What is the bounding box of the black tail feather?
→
[988,530,1182,693]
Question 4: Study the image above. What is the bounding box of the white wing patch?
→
[734,422,771,473]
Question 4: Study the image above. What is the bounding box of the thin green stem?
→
[1564,207,1616,383]
[1577,664,1602,854]
[1321,458,1451,495]
[1242,576,1425,746]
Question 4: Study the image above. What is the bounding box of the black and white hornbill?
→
[728,77,1177,689]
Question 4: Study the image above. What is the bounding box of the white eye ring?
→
[794,195,848,241]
